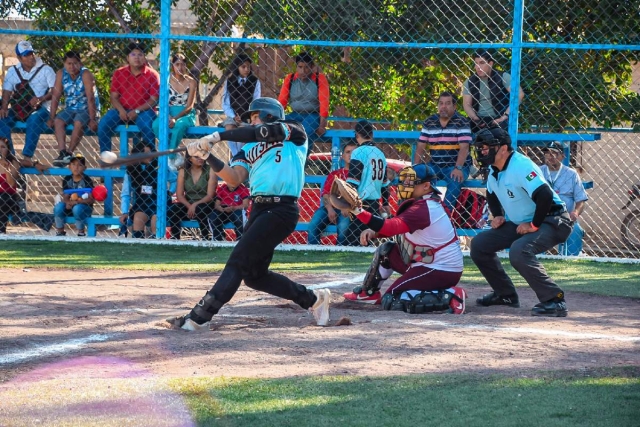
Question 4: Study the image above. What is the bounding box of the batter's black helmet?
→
[241,97,285,123]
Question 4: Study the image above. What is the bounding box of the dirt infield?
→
[1,267,638,382]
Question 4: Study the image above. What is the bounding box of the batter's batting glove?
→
[187,132,221,160]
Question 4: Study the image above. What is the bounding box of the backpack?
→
[451,189,487,229]
[9,65,44,121]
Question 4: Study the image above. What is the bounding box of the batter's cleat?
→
[343,290,382,304]
[449,286,467,315]
[531,300,568,317]
[310,289,331,326]
[476,291,520,308]
[165,314,209,331]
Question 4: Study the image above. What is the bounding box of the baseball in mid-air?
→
[100,151,118,164]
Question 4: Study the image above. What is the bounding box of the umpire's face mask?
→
[474,144,498,167]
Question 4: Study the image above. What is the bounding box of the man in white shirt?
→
[0,41,56,171]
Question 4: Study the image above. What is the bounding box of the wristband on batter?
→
[529,222,539,231]
[207,155,226,173]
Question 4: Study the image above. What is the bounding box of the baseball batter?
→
[166,97,330,330]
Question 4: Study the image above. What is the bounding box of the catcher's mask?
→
[241,97,285,123]
[472,127,511,167]
[397,164,440,200]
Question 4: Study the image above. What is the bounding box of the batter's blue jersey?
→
[230,120,308,197]
[487,152,565,224]
[347,142,389,201]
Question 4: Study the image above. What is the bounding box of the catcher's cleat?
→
[531,300,568,317]
[448,286,467,315]
[343,290,382,304]
[310,289,331,326]
[476,291,520,308]
[165,314,209,331]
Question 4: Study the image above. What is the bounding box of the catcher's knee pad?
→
[381,292,407,312]
[355,241,395,296]
[191,291,224,321]
[406,290,453,314]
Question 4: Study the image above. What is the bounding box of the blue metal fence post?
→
[509,0,525,150]
[155,0,172,238]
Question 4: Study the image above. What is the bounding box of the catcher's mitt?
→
[329,178,362,215]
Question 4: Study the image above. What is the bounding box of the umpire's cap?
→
[355,120,374,140]
[241,97,285,123]
[474,127,511,147]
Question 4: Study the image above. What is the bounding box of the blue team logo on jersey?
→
[246,141,284,164]
[507,189,514,198]
[234,195,241,203]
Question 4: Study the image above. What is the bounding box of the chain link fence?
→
[0,0,638,258]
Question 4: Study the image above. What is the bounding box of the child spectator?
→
[48,51,100,167]
[210,182,250,241]
[0,137,21,234]
[221,53,261,156]
[53,153,94,236]
[167,154,218,240]
[119,143,167,238]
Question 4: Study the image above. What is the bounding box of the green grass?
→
[1,240,639,298]
[166,368,640,427]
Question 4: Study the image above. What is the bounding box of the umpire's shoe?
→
[476,291,520,308]
[310,289,331,326]
[166,314,209,331]
[531,300,568,317]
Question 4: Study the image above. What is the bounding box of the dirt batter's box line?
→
[372,319,640,342]
[0,333,116,365]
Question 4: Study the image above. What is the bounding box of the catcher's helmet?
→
[473,127,511,166]
[241,97,285,123]
[397,164,440,200]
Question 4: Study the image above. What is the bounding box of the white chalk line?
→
[372,318,640,342]
[0,333,115,365]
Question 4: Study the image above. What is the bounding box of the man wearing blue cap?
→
[0,40,56,172]
[342,163,466,314]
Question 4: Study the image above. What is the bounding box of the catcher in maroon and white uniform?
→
[334,163,466,314]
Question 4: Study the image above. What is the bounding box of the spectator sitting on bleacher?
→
[98,41,159,154]
[307,140,356,245]
[120,143,168,238]
[167,154,218,240]
[53,153,95,237]
[152,53,197,171]
[210,181,250,241]
[0,40,55,173]
[222,53,261,157]
[0,137,21,234]
[48,51,100,167]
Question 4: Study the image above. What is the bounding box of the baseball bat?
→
[98,146,187,168]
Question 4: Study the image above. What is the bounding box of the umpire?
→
[470,128,572,317]
[166,97,331,330]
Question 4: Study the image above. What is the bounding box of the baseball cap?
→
[543,141,564,153]
[411,163,442,194]
[295,52,314,64]
[354,120,374,139]
[69,153,86,166]
[15,40,34,57]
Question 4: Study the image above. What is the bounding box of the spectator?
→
[540,142,589,256]
[462,50,524,134]
[119,144,167,239]
[0,137,21,234]
[278,51,329,155]
[152,53,197,170]
[222,53,261,157]
[48,51,100,167]
[53,153,95,237]
[307,140,356,245]
[98,41,159,154]
[343,164,466,314]
[210,182,250,241]
[413,91,472,213]
[0,40,55,171]
[344,120,390,246]
[167,154,218,240]
[469,128,572,317]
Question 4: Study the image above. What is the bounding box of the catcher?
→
[332,164,467,314]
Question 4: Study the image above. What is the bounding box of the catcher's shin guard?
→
[190,291,224,323]
[354,241,395,296]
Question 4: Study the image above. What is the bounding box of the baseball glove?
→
[329,178,362,216]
